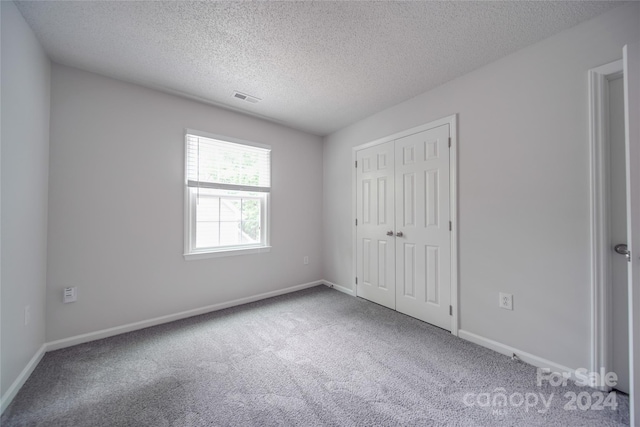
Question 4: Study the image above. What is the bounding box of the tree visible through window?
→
[184,131,271,257]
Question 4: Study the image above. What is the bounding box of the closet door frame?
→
[351,114,459,336]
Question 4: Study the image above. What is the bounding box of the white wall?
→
[47,65,323,342]
[1,1,51,397]
[323,3,640,370]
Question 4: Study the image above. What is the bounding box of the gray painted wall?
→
[322,3,640,370]
[1,1,51,397]
[46,65,324,342]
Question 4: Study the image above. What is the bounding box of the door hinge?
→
[449,221,452,231]
[448,137,451,148]
[355,160,358,168]
[449,305,453,316]
[355,218,358,226]
[355,277,358,285]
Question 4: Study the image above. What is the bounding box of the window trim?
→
[183,129,271,260]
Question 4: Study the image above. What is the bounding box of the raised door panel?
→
[395,125,451,330]
[356,142,396,309]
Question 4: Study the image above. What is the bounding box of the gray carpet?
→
[1,285,630,426]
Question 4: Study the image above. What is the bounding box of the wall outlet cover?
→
[499,292,513,310]
[64,287,78,303]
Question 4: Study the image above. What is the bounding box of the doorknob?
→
[396,231,403,237]
[614,244,631,262]
[386,231,394,236]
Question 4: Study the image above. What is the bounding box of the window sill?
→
[184,246,271,261]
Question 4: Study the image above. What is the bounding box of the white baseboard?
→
[458,329,575,378]
[323,280,355,296]
[1,344,47,414]
[46,280,324,352]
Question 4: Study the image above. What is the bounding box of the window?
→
[184,130,271,259]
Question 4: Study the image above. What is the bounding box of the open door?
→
[623,42,640,426]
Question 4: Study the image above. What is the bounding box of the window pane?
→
[220,199,241,221]
[241,199,259,222]
[190,187,266,251]
[195,222,219,248]
[195,193,220,248]
[241,221,260,243]
[196,195,220,222]
[219,221,242,246]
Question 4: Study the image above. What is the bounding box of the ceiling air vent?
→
[233,91,261,104]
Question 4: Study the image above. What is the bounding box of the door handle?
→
[386,231,394,236]
[396,231,403,237]
[614,244,631,262]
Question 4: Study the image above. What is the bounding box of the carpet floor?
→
[1,285,630,426]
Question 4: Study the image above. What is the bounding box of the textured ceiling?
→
[16,1,623,136]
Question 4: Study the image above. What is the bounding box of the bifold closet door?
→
[356,142,396,309]
[355,124,452,331]
[395,125,451,331]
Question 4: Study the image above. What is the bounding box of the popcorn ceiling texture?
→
[16,1,622,135]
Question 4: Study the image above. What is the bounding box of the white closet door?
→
[395,125,451,330]
[356,142,396,309]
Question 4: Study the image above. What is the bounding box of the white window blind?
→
[186,133,271,193]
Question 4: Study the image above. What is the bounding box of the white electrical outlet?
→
[24,305,31,326]
[499,292,513,310]
[63,287,77,303]
[304,256,309,265]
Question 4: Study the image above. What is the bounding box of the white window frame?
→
[183,129,271,260]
